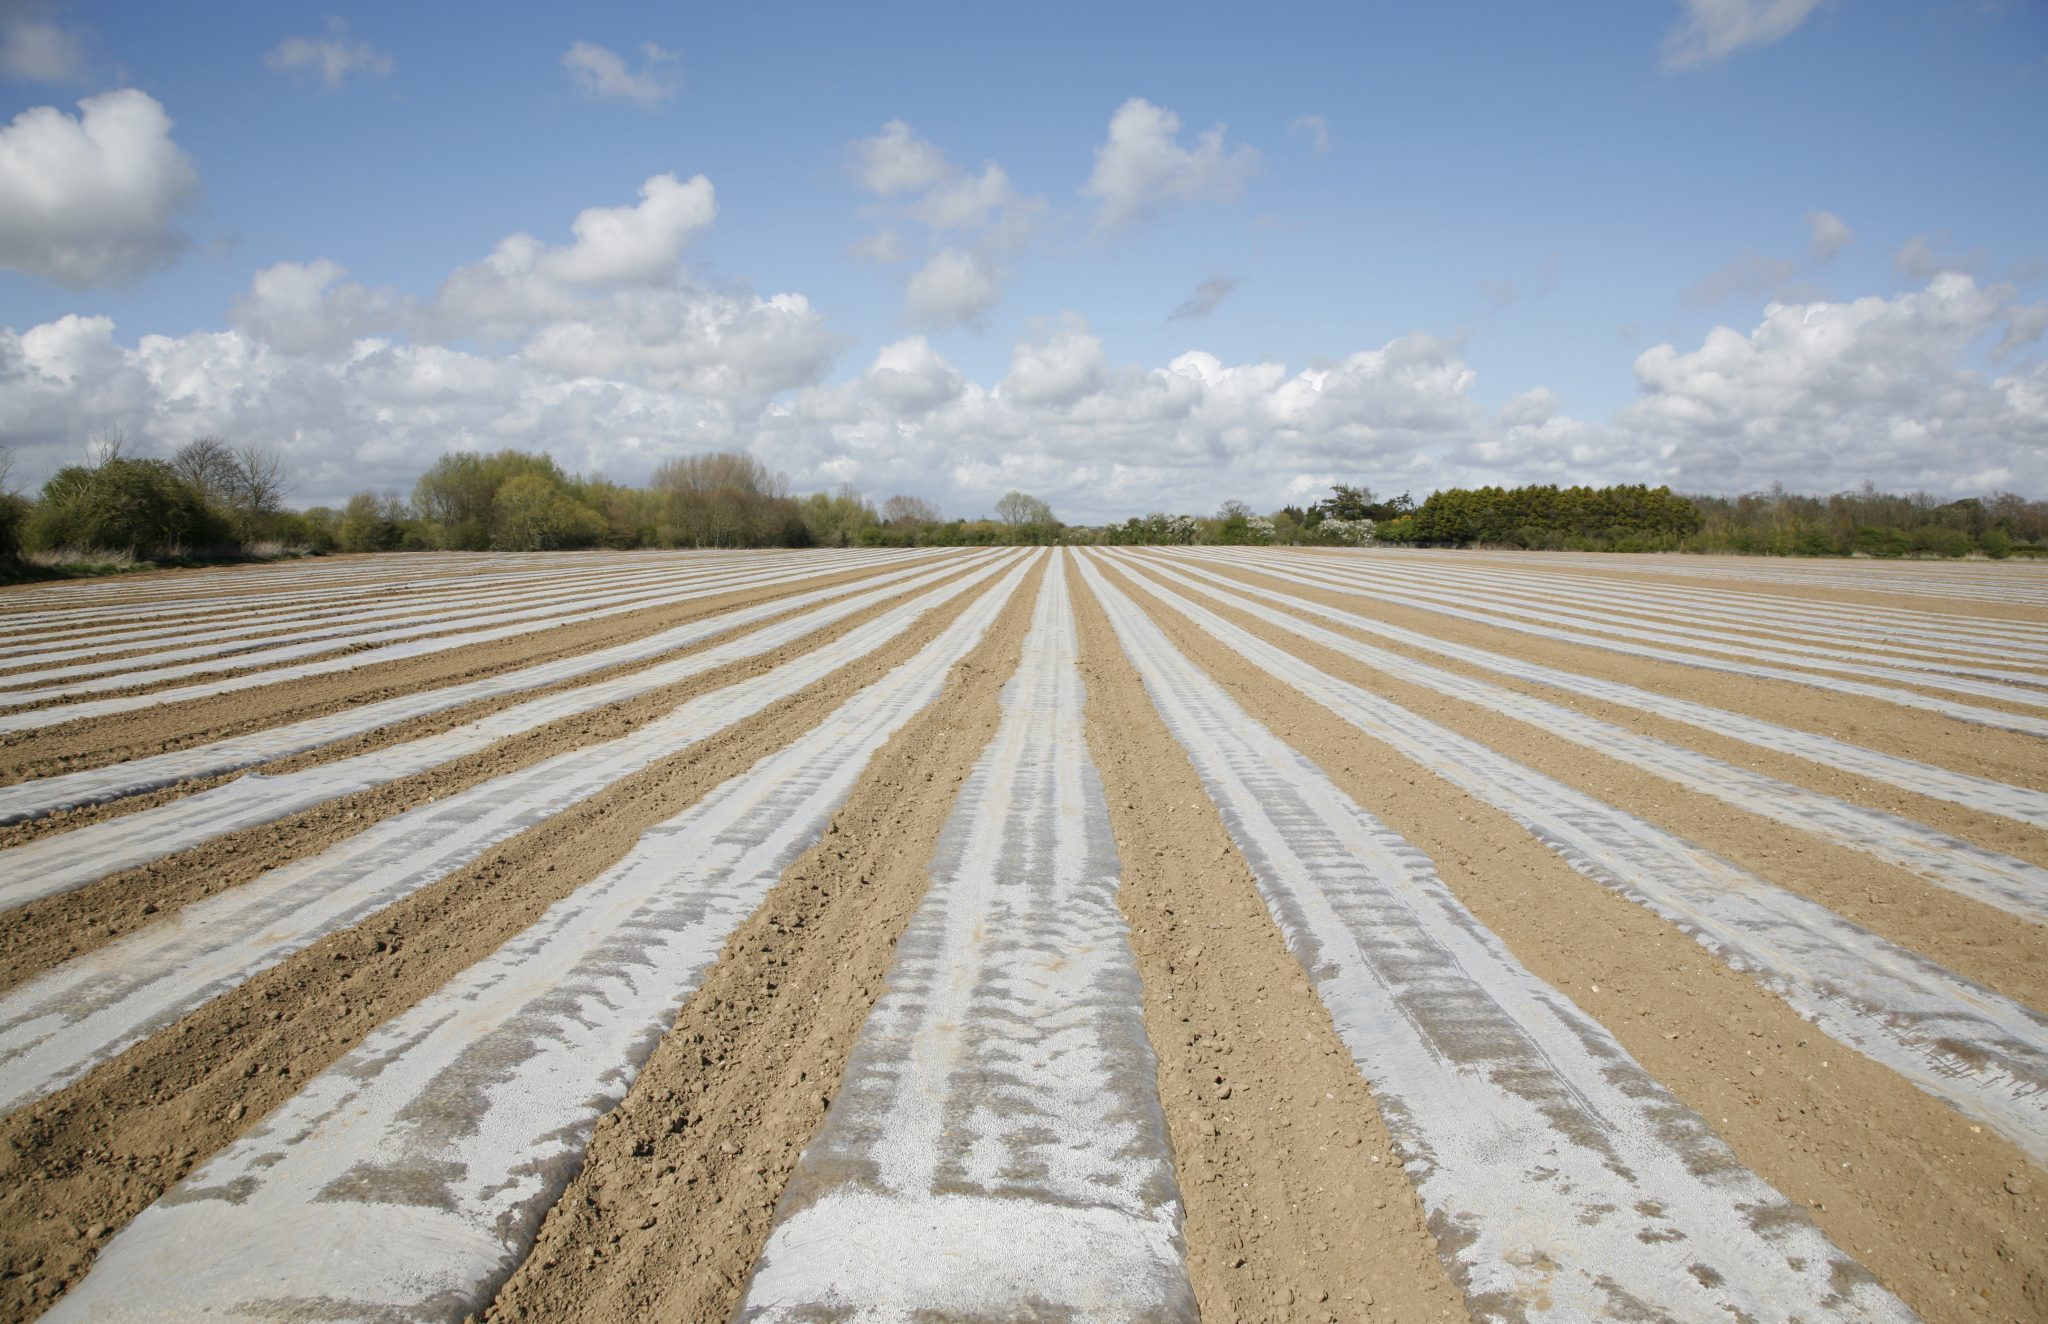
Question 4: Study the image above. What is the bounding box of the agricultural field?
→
[0,545,2044,1322]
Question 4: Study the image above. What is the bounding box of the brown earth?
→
[0,560,991,991]
[1337,548,2048,624]
[1298,565,2048,677]
[484,556,1047,1322]
[1144,554,2048,873]
[0,563,734,680]
[1069,555,1469,1324]
[0,563,1003,1320]
[0,556,912,784]
[0,573,789,708]
[1183,554,2048,794]
[4,547,2046,1322]
[0,558,982,862]
[1097,556,2048,1324]
[1112,556,2048,1005]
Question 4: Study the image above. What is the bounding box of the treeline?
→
[1373,483,1705,551]
[1684,486,2046,558]
[0,442,1071,570]
[5,439,2043,568]
[0,436,302,567]
[1338,482,2045,556]
[311,451,1069,553]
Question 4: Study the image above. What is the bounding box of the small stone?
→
[718,1140,738,1155]
[1273,1287,1294,1307]
[2005,1175,2032,1196]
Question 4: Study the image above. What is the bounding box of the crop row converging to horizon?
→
[3,438,2044,572]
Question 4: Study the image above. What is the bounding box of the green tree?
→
[994,490,1058,544]
[491,474,605,550]
[25,457,228,558]
[800,485,876,548]
[338,491,408,552]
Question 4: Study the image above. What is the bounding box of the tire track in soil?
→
[1102,561,2048,1324]
[0,556,910,783]
[1068,555,1471,1324]
[0,565,1009,1321]
[737,558,1195,1321]
[482,556,1050,1323]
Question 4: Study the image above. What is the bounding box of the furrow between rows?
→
[1078,552,1911,1321]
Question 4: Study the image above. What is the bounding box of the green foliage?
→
[1097,513,1194,545]
[0,492,29,560]
[170,437,290,542]
[649,452,810,548]
[1316,485,1415,523]
[1403,484,1700,549]
[1685,484,2048,558]
[338,491,409,552]
[992,490,1060,545]
[798,486,876,548]
[491,474,606,550]
[25,458,232,559]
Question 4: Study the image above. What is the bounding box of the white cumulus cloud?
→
[1623,274,2046,491]
[1082,97,1260,233]
[1001,318,1108,406]
[230,259,409,357]
[904,249,1001,331]
[562,40,679,108]
[0,89,198,287]
[544,172,716,285]
[848,120,950,197]
[863,335,964,414]
[846,120,1044,328]
[264,19,394,91]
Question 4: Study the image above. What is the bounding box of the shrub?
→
[338,491,408,552]
[491,474,606,550]
[24,458,230,559]
[0,492,28,560]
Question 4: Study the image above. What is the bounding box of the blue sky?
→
[2,0,2045,517]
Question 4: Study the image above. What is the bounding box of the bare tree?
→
[882,493,941,526]
[86,427,128,467]
[235,443,289,514]
[172,436,242,506]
